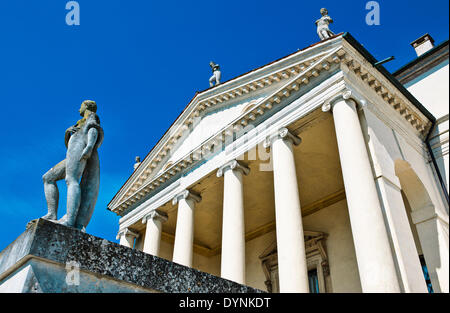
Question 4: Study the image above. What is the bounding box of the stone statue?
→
[209,61,221,87]
[315,8,334,40]
[134,156,141,170]
[39,100,104,232]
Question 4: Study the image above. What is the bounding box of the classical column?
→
[116,228,139,249]
[217,160,250,284]
[264,128,309,293]
[141,209,168,257]
[172,190,201,267]
[323,90,400,292]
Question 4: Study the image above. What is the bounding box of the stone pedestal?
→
[0,219,262,293]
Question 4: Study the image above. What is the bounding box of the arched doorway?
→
[395,160,449,293]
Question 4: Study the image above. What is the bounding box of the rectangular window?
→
[308,269,320,293]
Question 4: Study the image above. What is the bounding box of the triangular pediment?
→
[110,36,347,213]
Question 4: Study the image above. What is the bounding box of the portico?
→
[108,33,448,293]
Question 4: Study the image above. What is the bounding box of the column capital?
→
[322,89,358,113]
[217,160,250,177]
[263,127,301,148]
[172,189,202,206]
[142,209,168,224]
[116,227,139,240]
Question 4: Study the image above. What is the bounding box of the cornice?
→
[339,40,432,138]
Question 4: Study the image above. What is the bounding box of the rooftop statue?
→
[36,100,104,232]
[315,8,334,40]
[134,156,141,170]
[209,61,221,87]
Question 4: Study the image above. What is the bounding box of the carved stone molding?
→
[172,190,202,206]
[216,160,250,177]
[141,209,168,225]
[321,89,355,113]
[116,228,140,240]
[263,127,302,149]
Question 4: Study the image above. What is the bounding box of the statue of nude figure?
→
[315,8,335,41]
[40,100,104,232]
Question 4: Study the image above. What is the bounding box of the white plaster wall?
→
[245,230,277,291]
[405,62,449,191]
[405,62,449,118]
[362,106,449,292]
[243,201,362,293]
[302,200,362,293]
[396,131,448,215]
[430,119,449,191]
[363,108,448,216]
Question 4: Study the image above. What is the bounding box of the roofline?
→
[342,32,436,125]
[392,39,449,77]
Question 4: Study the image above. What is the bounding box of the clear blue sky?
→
[0,0,448,251]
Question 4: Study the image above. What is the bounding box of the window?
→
[259,231,330,293]
[419,255,434,293]
[308,269,320,293]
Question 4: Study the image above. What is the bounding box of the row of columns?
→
[118,91,402,292]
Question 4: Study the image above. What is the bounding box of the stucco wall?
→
[405,61,449,192]
[244,200,362,292]
[302,200,362,292]
[362,105,448,292]
[405,62,449,118]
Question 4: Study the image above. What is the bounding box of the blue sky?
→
[0,0,448,251]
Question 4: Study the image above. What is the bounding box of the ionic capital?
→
[217,160,250,177]
[263,127,301,148]
[322,89,357,112]
[142,209,168,224]
[116,227,140,240]
[172,189,202,206]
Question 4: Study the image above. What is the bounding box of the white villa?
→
[108,33,449,293]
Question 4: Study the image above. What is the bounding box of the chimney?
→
[410,34,435,57]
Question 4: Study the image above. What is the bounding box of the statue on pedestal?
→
[37,100,104,232]
[209,61,221,87]
[315,8,334,40]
